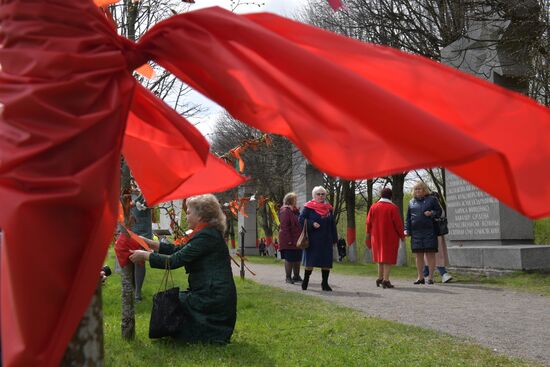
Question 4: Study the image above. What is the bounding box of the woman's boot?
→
[302,269,313,290]
[321,269,332,291]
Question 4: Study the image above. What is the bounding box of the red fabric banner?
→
[114,233,142,268]
[346,227,356,246]
[1,2,549,367]
[327,0,344,10]
[138,7,549,219]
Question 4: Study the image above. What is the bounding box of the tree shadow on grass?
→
[390,286,457,294]
[151,338,276,367]
[112,335,275,367]
[443,283,505,292]
[307,289,382,298]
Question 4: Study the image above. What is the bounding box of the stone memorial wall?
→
[446,172,533,246]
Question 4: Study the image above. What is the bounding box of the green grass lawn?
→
[103,252,540,366]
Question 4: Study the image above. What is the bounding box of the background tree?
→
[210,112,294,237]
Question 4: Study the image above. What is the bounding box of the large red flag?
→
[136,8,549,218]
[1,2,550,367]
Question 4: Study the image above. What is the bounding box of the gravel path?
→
[246,263,550,366]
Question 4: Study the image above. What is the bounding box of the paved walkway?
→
[246,263,550,366]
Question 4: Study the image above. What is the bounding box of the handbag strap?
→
[303,219,308,239]
[157,258,175,292]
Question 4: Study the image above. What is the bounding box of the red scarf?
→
[304,200,333,218]
[177,222,209,245]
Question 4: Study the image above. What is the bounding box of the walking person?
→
[423,192,453,283]
[258,238,266,256]
[278,192,303,284]
[365,188,405,289]
[299,186,338,291]
[405,182,442,284]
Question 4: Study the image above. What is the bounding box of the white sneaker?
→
[441,273,453,283]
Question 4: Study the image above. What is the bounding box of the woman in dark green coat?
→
[130,194,237,344]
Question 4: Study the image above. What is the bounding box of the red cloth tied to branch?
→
[1,2,550,367]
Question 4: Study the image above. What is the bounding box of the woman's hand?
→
[139,235,160,251]
[365,234,372,249]
[100,271,107,283]
[129,250,151,264]
[424,210,433,217]
[312,222,320,229]
[404,230,409,236]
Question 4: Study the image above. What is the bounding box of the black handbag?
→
[149,261,185,339]
[435,217,449,236]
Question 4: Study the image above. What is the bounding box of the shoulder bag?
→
[149,260,185,339]
[296,219,309,249]
[434,217,449,236]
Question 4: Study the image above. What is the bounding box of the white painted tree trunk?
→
[121,264,135,339]
[61,281,104,367]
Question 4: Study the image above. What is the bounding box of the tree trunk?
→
[391,173,406,221]
[366,179,374,212]
[121,264,135,339]
[120,156,136,339]
[343,180,357,262]
[260,204,273,242]
[391,173,407,266]
[61,282,104,367]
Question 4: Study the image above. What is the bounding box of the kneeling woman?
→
[130,194,237,344]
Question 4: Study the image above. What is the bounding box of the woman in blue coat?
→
[299,186,338,291]
[405,181,442,285]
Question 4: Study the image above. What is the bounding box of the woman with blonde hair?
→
[129,194,237,344]
[299,186,338,291]
[405,182,441,284]
[278,192,303,284]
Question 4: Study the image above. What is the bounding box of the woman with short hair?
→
[278,192,303,284]
[365,187,404,288]
[405,182,441,284]
[130,194,237,344]
[299,186,338,291]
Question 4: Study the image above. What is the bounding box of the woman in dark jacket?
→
[130,194,237,344]
[278,192,303,284]
[405,182,442,285]
[299,186,338,291]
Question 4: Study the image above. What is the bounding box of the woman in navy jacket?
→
[299,186,338,291]
[405,181,441,284]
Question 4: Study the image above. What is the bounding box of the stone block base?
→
[448,245,550,271]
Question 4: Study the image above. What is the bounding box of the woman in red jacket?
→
[278,192,303,284]
[366,188,405,288]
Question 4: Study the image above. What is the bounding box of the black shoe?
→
[321,269,332,291]
[302,270,312,290]
[382,280,394,289]
[285,277,294,284]
[376,278,383,287]
[292,275,303,282]
[426,279,434,285]
[413,279,425,285]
